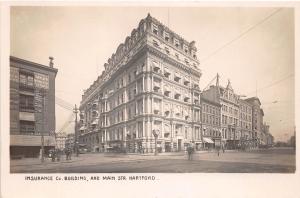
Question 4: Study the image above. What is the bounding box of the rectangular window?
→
[174,39,179,48]
[19,74,27,84]
[19,94,34,112]
[20,120,35,134]
[19,72,34,89]
[164,32,169,41]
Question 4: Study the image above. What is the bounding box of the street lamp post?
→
[152,129,160,155]
[233,123,236,150]
[73,104,79,157]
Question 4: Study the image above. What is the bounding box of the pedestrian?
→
[56,149,61,162]
[65,148,69,160]
[51,149,56,162]
[68,147,72,160]
[222,144,225,153]
[187,145,194,160]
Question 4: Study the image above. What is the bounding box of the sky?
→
[10,6,295,142]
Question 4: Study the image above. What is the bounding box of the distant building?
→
[245,97,263,147]
[65,133,75,150]
[79,14,202,153]
[55,132,67,150]
[266,133,274,146]
[10,56,58,158]
[239,99,253,147]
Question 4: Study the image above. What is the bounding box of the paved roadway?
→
[10,147,295,173]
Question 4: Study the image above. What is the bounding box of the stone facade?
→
[10,56,58,158]
[79,14,202,153]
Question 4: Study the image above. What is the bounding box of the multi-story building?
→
[200,90,221,148]
[10,56,58,158]
[79,14,202,153]
[219,81,240,149]
[202,77,240,149]
[245,97,263,147]
[239,99,253,147]
[55,132,67,151]
[261,123,274,147]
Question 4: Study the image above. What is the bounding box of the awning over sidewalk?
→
[79,126,86,131]
[203,137,214,144]
[260,141,266,145]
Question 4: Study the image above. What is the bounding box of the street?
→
[10,147,295,173]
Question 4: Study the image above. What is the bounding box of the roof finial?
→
[226,79,232,90]
[49,56,54,68]
[216,73,220,87]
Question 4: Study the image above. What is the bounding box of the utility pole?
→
[73,104,79,157]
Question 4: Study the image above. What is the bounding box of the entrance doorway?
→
[178,139,182,151]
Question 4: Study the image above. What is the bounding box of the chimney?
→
[49,56,54,68]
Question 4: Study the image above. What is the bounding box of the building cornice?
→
[10,56,58,75]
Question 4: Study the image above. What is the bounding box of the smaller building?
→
[200,92,222,149]
[10,56,58,158]
[239,99,253,148]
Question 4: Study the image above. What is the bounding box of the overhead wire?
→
[200,8,283,63]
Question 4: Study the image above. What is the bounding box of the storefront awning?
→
[79,126,86,131]
[203,137,214,144]
[194,141,202,143]
[91,120,98,125]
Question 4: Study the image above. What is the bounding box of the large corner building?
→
[79,14,202,153]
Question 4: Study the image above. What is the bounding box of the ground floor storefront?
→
[79,137,204,153]
[10,146,54,158]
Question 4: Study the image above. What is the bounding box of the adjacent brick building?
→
[200,89,221,149]
[10,56,57,158]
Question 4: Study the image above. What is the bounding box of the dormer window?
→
[152,24,158,35]
[164,32,170,41]
[174,39,179,48]
[183,45,189,53]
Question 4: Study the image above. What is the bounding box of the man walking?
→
[217,146,220,156]
[187,145,194,160]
